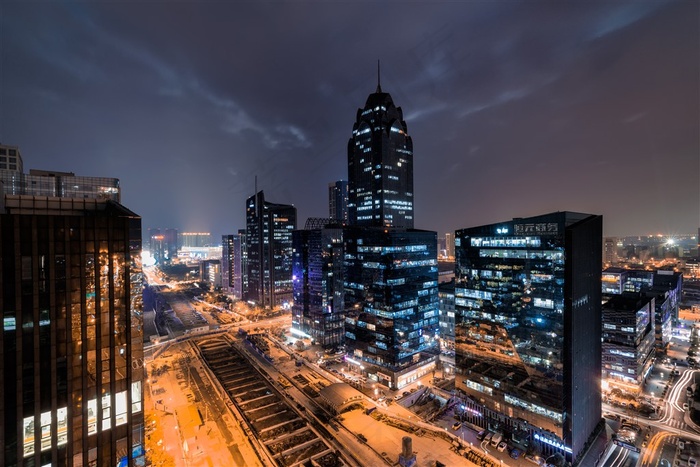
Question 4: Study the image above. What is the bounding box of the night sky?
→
[1,1,698,240]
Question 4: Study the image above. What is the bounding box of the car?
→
[642,442,647,448]
[477,430,487,440]
[510,448,522,460]
[452,422,462,431]
[689,457,697,467]
[497,441,507,452]
[683,402,689,410]
[679,439,686,450]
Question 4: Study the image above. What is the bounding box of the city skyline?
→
[1,1,698,238]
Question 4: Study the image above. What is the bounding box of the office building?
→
[291,218,345,348]
[445,232,455,259]
[602,267,682,350]
[343,226,439,389]
[234,229,246,300]
[341,77,439,389]
[199,259,222,288]
[438,280,456,352]
[244,191,297,308]
[601,294,655,395]
[328,180,348,224]
[603,237,618,266]
[178,232,212,249]
[222,234,236,293]
[454,212,602,463]
[347,77,414,228]
[0,195,144,466]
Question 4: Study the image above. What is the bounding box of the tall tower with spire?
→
[347,67,414,228]
[341,68,438,390]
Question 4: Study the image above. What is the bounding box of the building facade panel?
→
[0,196,144,466]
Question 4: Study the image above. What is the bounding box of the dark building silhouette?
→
[454,211,602,464]
[347,79,414,229]
[291,219,345,347]
[0,195,144,466]
[244,191,297,308]
[328,180,348,224]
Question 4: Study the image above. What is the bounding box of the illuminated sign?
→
[514,223,558,235]
[496,227,509,234]
[534,433,573,453]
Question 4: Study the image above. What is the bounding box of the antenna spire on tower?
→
[376,59,382,92]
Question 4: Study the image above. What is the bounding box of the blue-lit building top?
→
[292,220,345,348]
[343,227,439,389]
[347,83,413,229]
[454,212,602,464]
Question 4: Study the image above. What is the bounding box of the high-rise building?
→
[291,219,345,348]
[0,194,144,466]
[222,234,236,293]
[438,280,456,353]
[603,237,618,265]
[454,211,602,463]
[343,226,439,389]
[234,229,246,300]
[445,232,455,259]
[347,78,414,228]
[328,180,348,223]
[342,77,438,389]
[244,191,297,308]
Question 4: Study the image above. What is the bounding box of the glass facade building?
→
[244,191,297,309]
[454,212,602,463]
[602,267,682,350]
[347,83,414,229]
[291,221,345,347]
[601,295,655,395]
[1,169,120,203]
[0,195,144,466]
[343,227,439,389]
[328,180,348,224]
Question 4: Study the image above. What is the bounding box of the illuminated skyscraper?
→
[454,212,602,464]
[341,75,438,389]
[0,195,144,466]
[222,234,236,293]
[244,191,297,308]
[347,77,413,228]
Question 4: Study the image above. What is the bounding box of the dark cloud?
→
[1,0,697,238]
